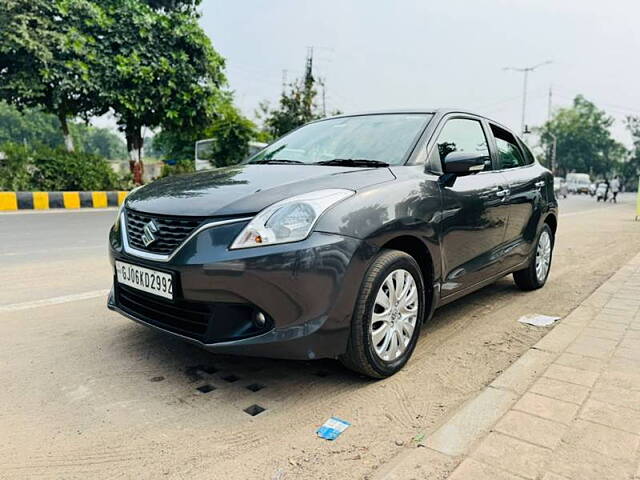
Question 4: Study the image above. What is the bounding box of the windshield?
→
[247,113,432,166]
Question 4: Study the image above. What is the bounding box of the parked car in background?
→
[566,173,591,194]
[195,140,267,171]
[554,177,568,198]
[108,109,558,378]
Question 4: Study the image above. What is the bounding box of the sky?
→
[200,0,640,147]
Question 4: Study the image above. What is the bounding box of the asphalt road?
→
[1,193,638,479]
[0,194,622,305]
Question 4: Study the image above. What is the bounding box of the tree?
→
[97,0,225,183]
[153,94,257,167]
[259,54,322,139]
[0,101,62,148]
[71,123,127,159]
[143,0,201,10]
[0,0,106,151]
[0,101,125,158]
[539,95,626,177]
[623,116,640,190]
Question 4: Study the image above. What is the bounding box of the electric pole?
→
[319,78,326,116]
[547,85,553,122]
[503,61,552,135]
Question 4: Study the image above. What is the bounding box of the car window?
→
[247,114,432,166]
[520,142,535,165]
[491,125,526,169]
[432,118,490,170]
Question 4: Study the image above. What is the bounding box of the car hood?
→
[126,164,396,216]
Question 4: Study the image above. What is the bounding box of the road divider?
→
[0,191,128,211]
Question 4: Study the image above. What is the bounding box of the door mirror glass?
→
[432,118,490,175]
[442,151,488,175]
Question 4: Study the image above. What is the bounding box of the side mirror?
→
[442,151,488,175]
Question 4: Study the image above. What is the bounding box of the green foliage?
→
[97,0,226,163]
[623,116,640,190]
[0,101,126,158]
[31,147,122,190]
[153,95,257,168]
[160,158,195,177]
[0,101,61,148]
[0,0,107,149]
[0,143,124,191]
[143,0,201,10]
[259,77,322,139]
[539,95,626,177]
[0,143,33,190]
[71,123,127,159]
[201,100,257,167]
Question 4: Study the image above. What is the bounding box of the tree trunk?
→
[126,125,145,185]
[58,114,75,152]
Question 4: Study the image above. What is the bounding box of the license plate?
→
[115,260,174,300]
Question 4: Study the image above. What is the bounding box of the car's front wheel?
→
[341,250,424,378]
[513,224,554,291]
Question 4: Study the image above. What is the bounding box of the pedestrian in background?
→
[610,176,620,203]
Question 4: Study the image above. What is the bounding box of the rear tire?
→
[513,224,554,291]
[340,250,425,378]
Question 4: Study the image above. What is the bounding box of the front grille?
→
[117,285,211,341]
[125,209,206,254]
[114,284,274,343]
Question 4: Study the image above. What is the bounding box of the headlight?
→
[230,189,354,249]
[113,202,126,231]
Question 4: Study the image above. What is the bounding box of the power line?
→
[503,60,553,134]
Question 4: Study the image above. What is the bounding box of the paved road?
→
[0,193,638,479]
[0,194,628,305]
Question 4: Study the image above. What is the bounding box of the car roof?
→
[323,108,516,135]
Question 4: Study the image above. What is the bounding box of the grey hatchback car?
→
[108,109,557,378]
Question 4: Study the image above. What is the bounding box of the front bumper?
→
[108,219,369,360]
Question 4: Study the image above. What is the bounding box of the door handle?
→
[496,188,510,198]
[535,181,545,188]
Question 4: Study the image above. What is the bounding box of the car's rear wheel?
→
[513,224,554,291]
[340,250,424,378]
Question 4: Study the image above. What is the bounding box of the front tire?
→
[513,224,554,291]
[340,250,425,378]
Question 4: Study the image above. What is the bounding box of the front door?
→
[432,117,510,298]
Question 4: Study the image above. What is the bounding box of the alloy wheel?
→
[369,269,419,362]
[535,230,552,282]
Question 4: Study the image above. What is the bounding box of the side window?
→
[491,125,526,169]
[521,142,536,165]
[432,118,490,170]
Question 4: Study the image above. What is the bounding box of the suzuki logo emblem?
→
[141,220,159,247]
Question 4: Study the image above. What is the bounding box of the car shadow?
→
[108,275,524,418]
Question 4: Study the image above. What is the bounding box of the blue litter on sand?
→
[316,417,351,440]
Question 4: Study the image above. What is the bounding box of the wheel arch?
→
[378,234,437,322]
[543,212,557,236]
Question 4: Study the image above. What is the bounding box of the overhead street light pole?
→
[503,61,552,135]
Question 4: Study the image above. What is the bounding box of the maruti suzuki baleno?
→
[108,109,557,378]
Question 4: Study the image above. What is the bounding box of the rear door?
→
[489,123,545,270]
[432,116,510,298]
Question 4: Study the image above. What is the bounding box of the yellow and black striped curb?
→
[0,191,128,211]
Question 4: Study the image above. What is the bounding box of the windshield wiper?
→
[250,159,305,165]
[314,158,390,168]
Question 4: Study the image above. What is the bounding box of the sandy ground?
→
[1,195,639,479]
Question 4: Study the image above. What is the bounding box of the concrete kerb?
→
[0,191,128,211]
[373,252,640,480]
